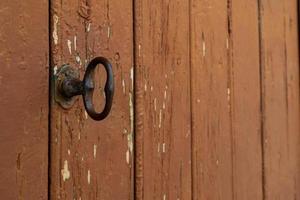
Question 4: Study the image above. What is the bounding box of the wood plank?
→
[0,0,49,199]
[191,0,263,199]
[230,1,263,199]
[190,0,233,199]
[259,0,300,199]
[134,1,192,199]
[50,0,134,199]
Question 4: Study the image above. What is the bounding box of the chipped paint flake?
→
[126,150,130,164]
[67,149,71,155]
[74,36,77,51]
[164,90,167,99]
[202,40,206,57]
[128,92,134,154]
[144,83,147,92]
[67,39,72,55]
[93,144,97,158]
[138,44,141,57]
[163,194,166,200]
[162,143,166,153]
[53,15,59,45]
[122,79,126,94]
[107,26,111,38]
[61,160,70,181]
[159,109,162,128]
[53,65,58,75]
[76,55,81,65]
[84,111,88,119]
[154,98,157,111]
[86,23,91,32]
[226,38,229,49]
[87,170,91,184]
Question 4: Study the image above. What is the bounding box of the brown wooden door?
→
[1,0,300,200]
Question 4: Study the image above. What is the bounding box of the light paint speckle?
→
[67,149,71,155]
[86,23,91,32]
[74,36,77,51]
[122,79,126,94]
[53,15,59,45]
[126,150,130,164]
[202,40,206,57]
[159,109,162,128]
[67,40,72,55]
[164,90,167,99]
[53,65,58,75]
[128,92,134,154]
[163,194,166,200]
[154,98,157,111]
[61,160,70,181]
[93,144,97,158]
[226,38,229,49]
[144,83,147,92]
[107,26,111,38]
[87,170,91,184]
[150,86,153,92]
[138,44,141,57]
[162,143,166,153]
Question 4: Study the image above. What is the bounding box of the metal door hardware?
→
[55,57,114,121]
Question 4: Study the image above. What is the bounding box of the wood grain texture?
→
[190,0,233,199]
[259,0,300,199]
[191,0,263,199]
[134,0,192,199]
[50,0,134,199]
[0,0,49,199]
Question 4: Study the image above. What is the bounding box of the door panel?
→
[190,0,263,199]
[49,0,134,199]
[134,1,192,199]
[259,0,300,198]
[0,0,49,199]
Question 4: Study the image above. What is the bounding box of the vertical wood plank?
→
[190,0,233,199]
[230,1,263,199]
[259,0,300,199]
[134,0,192,199]
[191,0,263,199]
[50,0,134,199]
[0,0,49,199]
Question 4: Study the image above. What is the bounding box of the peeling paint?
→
[126,150,130,164]
[226,38,229,49]
[202,40,206,57]
[162,143,166,153]
[67,39,72,55]
[74,36,77,51]
[53,65,58,75]
[61,160,70,181]
[128,92,134,154]
[107,26,111,38]
[87,170,91,184]
[76,55,81,65]
[86,23,91,32]
[122,79,126,94]
[159,109,162,128]
[138,44,141,57]
[84,111,88,119]
[93,144,97,158]
[53,15,59,45]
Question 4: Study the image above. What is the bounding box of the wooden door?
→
[0,0,49,199]
[0,0,300,200]
[49,0,134,199]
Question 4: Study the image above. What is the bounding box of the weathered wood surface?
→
[50,0,134,199]
[135,0,300,199]
[0,0,49,199]
[190,0,264,199]
[134,0,192,199]
[259,0,300,199]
